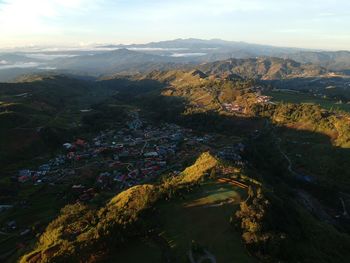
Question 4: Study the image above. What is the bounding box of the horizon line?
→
[0,38,348,52]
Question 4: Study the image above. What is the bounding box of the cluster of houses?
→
[217,143,246,166]
[15,115,208,199]
[256,95,273,104]
[222,103,244,113]
[222,94,273,114]
[17,156,66,184]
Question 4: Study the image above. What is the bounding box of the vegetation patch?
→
[157,181,254,263]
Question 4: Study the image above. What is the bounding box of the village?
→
[0,107,251,261]
[14,111,246,203]
[222,94,273,114]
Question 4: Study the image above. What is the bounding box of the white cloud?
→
[127,0,266,21]
[0,0,349,50]
[179,0,266,15]
[0,61,41,70]
[0,0,101,36]
[170,52,207,57]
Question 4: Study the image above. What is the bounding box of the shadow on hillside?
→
[101,77,350,188]
[1,76,350,262]
[263,76,350,100]
[2,76,350,208]
[101,77,350,213]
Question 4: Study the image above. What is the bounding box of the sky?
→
[0,0,349,50]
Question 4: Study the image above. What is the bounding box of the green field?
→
[156,181,254,263]
[103,239,162,263]
[265,90,350,112]
[110,181,254,263]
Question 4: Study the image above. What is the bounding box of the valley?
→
[1,0,350,261]
[0,58,350,262]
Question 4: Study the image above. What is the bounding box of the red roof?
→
[18,176,29,182]
[75,139,86,146]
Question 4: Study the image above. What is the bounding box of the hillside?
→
[1,39,349,82]
[52,49,186,75]
[0,75,123,168]
[285,51,350,73]
[98,38,306,59]
[198,57,330,80]
[19,153,239,263]
[1,68,350,262]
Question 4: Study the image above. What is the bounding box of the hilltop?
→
[198,57,330,80]
[284,50,350,73]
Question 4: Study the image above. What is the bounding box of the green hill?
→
[198,57,330,80]
[19,153,241,263]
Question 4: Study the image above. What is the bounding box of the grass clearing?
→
[265,90,350,112]
[104,239,162,263]
[157,181,255,263]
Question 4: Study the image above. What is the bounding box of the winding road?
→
[188,248,216,263]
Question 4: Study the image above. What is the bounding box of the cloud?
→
[0,61,41,70]
[0,0,349,50]
[124,0,267,21]
[0,0,101,36]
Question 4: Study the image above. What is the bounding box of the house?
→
[123,135,132,142]
[156,146,168,156]
[0,205,13,213]
[20,229,31,236]
[19,170,31,177]
[82,153,92,159]
[141,168,152,176]
[115,144,124,149]
[97,172,112,185]
[128,169,139,178]
[158,161,167,167]
[119,151,130,158]
[223,103,244,113]
[63,143,73,150]
[151,166,161,171]
[171,133,183,141]
[67,152,75,159]
[18,175,30,183]
[231,104,243,112]
[39,164,50,172]
[7,220,16,230]
[72,184,85,192]
[256,95,272,104]
[120,174,128,182]
[79,193,91,201]
[75,139,86,147]
[109,161,123,168]
[144,152,159,158]
[218,147,242,162]
[235,143,246,152]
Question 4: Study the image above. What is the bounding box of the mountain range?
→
[0,38,349,82]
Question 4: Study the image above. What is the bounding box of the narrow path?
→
[340,197,349,217]
[150,232,173,263]
[188,248,216,263]
[276,137,296,175]
[141,141,148,155]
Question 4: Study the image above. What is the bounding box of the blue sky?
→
[0,0,349,50]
